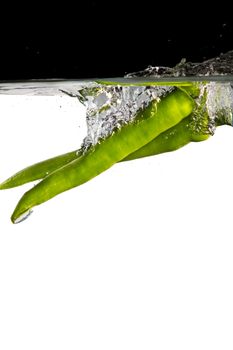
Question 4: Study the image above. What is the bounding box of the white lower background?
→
[0,95,233,350]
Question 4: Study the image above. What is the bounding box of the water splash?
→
[205,82,233,126]
[76,51,233,150]
[78,85,173,151]
[126,51,233,78]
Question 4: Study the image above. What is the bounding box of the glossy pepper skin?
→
[9,89,193,223]
[123,114,209,161]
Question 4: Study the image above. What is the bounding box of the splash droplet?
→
[13,210,33,224]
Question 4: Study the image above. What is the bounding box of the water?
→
[1,52,233,151]
[1,78,232,153]
[1,51,233,222]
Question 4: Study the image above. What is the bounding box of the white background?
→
[0,95,233,349]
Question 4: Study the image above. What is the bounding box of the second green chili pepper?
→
[123,114,209,161]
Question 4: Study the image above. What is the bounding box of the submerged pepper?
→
[8,88,193,223]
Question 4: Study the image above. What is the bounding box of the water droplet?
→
[14,210,33,224]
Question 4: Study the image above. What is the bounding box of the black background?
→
[1,1,232,80]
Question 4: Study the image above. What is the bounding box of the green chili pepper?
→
[10,88,193,223]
